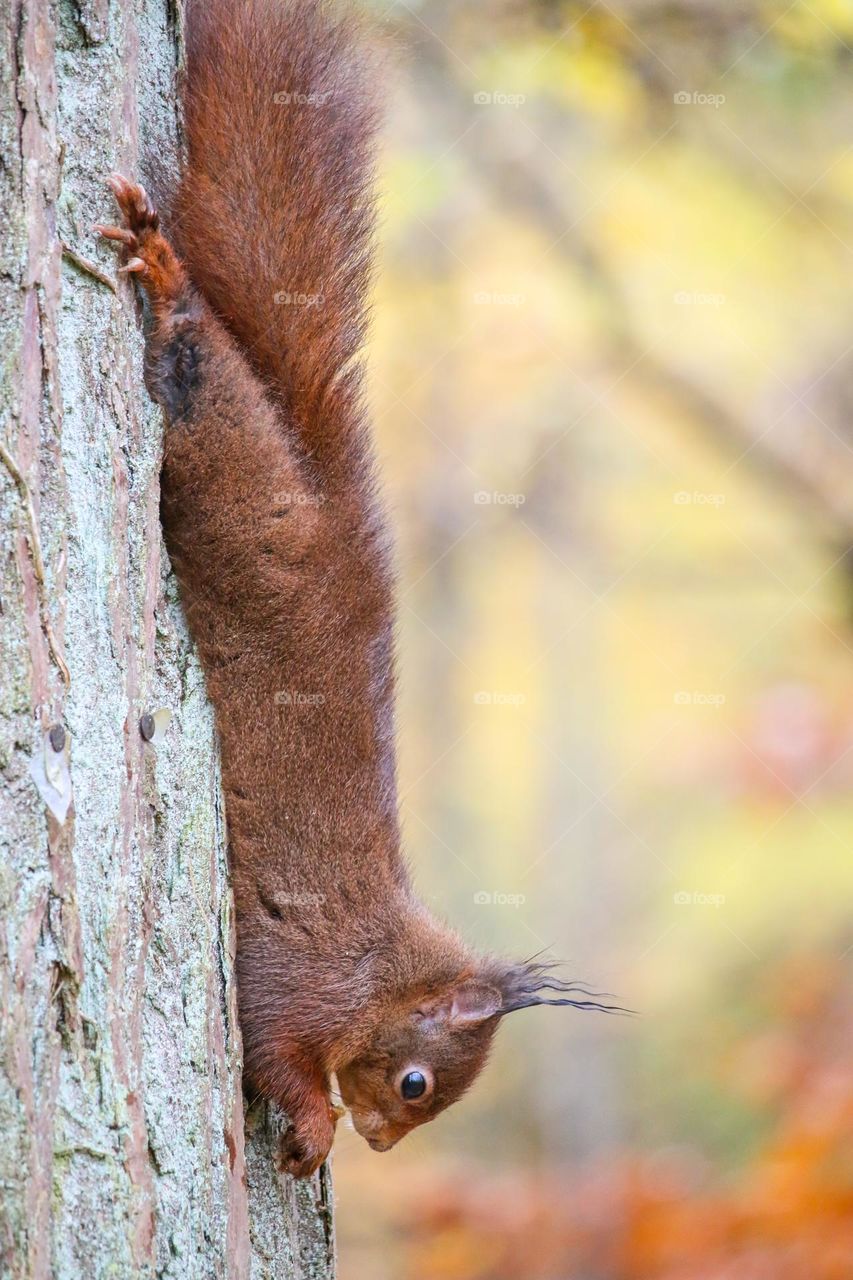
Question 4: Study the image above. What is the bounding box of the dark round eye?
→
[400,1070,427,1100]
[394,1063,435,1103]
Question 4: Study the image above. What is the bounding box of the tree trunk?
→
[0,3,334,1277]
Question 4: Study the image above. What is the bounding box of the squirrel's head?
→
[337,960,620,1153]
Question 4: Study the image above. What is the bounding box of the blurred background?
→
[335,2,853,1276]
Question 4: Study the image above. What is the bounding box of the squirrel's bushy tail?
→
[172,0,382,479]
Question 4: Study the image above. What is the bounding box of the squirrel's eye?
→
[400,1070,427,1100]
[395,1063,434,1102]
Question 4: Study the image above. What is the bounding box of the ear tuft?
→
[493,957,631,1016]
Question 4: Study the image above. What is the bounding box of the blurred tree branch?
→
[392,5,853,548]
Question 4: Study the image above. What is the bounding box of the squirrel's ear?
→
[449,981,503,1025]
[417,981,503,1027]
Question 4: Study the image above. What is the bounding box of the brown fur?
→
[97,0,616,1179]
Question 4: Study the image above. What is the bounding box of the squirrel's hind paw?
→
[97,173,186,307]
[106,173,159,236]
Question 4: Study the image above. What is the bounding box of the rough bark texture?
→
[0,2,335,1277]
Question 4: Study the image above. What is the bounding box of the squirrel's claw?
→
[95,173,184,305]
[94,223,137,249]
[105,172,159,235]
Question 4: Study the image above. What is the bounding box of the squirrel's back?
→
[171,0,382,481]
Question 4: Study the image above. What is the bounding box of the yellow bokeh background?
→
[336,3,853,1275]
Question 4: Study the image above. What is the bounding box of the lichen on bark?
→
[0,3,334,1277]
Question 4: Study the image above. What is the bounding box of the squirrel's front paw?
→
[277,1106,337,1179]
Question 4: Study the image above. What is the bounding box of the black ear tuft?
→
[493,958,634,1017]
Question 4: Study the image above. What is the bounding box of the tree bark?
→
[0,3,334,1277]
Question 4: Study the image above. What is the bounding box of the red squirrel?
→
[97,0,617,1178]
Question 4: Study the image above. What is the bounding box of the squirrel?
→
[97,0,617,1179]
